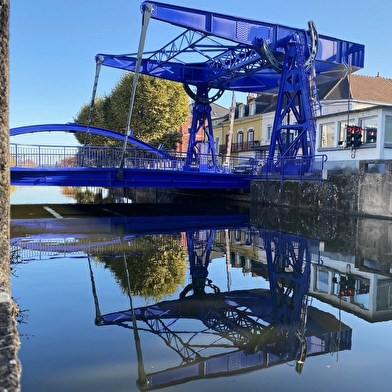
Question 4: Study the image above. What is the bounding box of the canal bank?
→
[44,158,392,220]
[250,160,392,218]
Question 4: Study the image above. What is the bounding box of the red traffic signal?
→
[339,276,355,296]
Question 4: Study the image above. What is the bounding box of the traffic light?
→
[353,126,363,148]
[339,276,355,297]
[366,127,377,143]
[358,281,370,294]
[346,126,354,147]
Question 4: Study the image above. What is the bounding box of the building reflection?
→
[91,225,352,390]
[11,207,392,389]
[220,224,392,323]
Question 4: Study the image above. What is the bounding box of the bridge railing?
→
[10,143,327,180]
[256,154,328,182]
[9,143,252,173]
[9,143,177,169]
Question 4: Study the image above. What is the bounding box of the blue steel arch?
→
[10,123,170,158]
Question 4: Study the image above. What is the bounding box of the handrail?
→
[9,143,256,174]
[10,142,327,181]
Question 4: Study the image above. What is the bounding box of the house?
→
[316,73,392,171]
[176,102,229,155]
[215,73,392,172]
[216,93,272,160]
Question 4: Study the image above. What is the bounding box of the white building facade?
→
[316,102,392,171]
[315,74,392,171]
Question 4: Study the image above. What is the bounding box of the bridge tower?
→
[96,1,364,177]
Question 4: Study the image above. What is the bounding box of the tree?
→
[74,73,190,149]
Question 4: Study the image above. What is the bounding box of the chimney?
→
[247,93,255,102]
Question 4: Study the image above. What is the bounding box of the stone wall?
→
[250,173,360,214]
[358,160,392,218]
[250,160,392,219]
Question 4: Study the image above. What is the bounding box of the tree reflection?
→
[74,187,114,204]
[96,234,187,302]
[93,228,352,390]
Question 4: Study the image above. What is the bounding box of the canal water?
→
[10,187,392,392]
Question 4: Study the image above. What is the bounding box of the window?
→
[338,120,354,145]
[320,122,335,147]
[247,129,254,143]
[237,130,244,151]
[267,124,273,141]
[360,116,377,143]
[239,106,245,118]
[385,116,392,142]
[315,268,329,293]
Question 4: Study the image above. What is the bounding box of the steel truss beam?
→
[266,36,318,173]
[96,2,364,176]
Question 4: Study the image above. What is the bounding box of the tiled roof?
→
[321,74,392,103]
[217,73,392,120]
[210,102,230,119]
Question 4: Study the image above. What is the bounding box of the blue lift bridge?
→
[10,2,364,187]
[95,2,364,175]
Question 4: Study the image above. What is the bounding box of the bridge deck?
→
[10,142,327,187]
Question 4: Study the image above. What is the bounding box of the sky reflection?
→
[11,204,392,392]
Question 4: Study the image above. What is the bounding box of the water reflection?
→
[14,206,388,390]
[91,227,351,390]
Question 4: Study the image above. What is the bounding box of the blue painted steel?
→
[95,229,351,389]
[10,123,169,158]
[183,99,219,171]
[10,135,254,188]
[266,35,317,173]
[10,167,251,188]
[10,3,365,183]
[99,2,364,92]
[96,2,364,178]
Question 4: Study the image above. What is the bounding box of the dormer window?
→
[267,124,273,141]
[249,103,256,116]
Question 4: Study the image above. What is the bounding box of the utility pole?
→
[224,91,236,168]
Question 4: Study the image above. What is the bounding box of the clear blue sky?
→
[10,0,391,145]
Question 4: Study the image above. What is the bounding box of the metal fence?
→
[10,142,327,181]
[10,143,255,173]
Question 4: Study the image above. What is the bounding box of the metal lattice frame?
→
[96,1,364,176]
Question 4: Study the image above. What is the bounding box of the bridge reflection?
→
[17,211,392,390]
[12,207,391,323]
[91,224,351,390]
[10,210,354,390]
